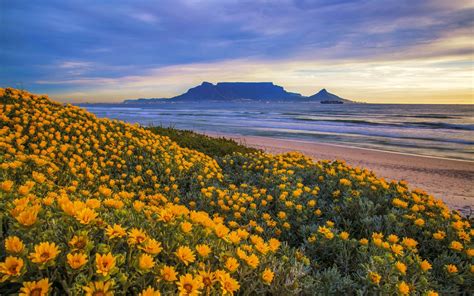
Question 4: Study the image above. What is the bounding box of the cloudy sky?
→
[1,0,473,103]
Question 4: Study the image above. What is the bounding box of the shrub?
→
[0,88,309,295]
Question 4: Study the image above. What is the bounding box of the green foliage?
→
[146,126,259,157]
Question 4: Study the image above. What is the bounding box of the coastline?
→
[207,133,474,215]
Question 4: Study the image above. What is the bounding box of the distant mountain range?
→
[123,82,354,104]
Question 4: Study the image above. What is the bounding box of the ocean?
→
[82,102,474,161]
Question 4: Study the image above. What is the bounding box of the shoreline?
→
[206,132,474,215]
[271,138,474,163]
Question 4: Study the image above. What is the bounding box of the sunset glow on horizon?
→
[1,0,473,104]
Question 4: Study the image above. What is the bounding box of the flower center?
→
[184,283,193,292]
[30,288,43,296]
[40,252,50,260]
[203,277,212,286]
[93,291,106,296]
[76,240,86,248]
[8,263,19,274]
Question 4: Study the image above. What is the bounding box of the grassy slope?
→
[146,126,259,158]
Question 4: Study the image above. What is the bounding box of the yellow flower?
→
[236,248,247,260]
[457,230,470,242]
[157,208,176,223]
[268,238,281,252]
[1,180,14,192]
[67,252,88,269]
[195,244,211,258]
[414,218,424,226]
[392,198,408,208]
[225,257,239,273]
[359,238,369,245]
[96,253,116,276]
[139,239,163,255]
[420,260,432,272]
[18,184,32,196]
[466,248,474,257]
[398,281,410,295]
[133,200,145,212]
[395,261,407,275]
[261,268,274,284]
[32,171,46,183]
[5,236,24,254]
[401,237,418,249]
[391,244,404,256]
[139,286,161,296]
[29,242,60,264]
[387,234,399,243]
[432,231,446,240]
[217,271,240,295]
[446,264,458,273]
[451,220,464,230]
[160,265,178,282]
[83,281,114,296]
[69,235,88,250]
[86,198,101,209]
[236,229,249,239]
[177,273,203,296]
[16,209,39,227]
[199,269,216,287]
[75,207,98,225]
[227,232,241,244]
[214,224,230,238]
[175,246,196,266]
[426,291,439,296]
[368,272,381,285]
[128,228,148,245]
[339,178,352,186]
[138,253,155,270]
[106,224,127,239]
[245,254,259,269]
[339,231,349,240]
[278,211,287,219]
[19,278,51,296]
[0,256,24,276]
[181,221,193,233]
[449,241,463,252]
[318,226,334,239]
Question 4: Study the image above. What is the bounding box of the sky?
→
[1,0,473,103]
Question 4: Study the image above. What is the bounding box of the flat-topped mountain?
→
[173,82,303,101]
[123,82,353,103]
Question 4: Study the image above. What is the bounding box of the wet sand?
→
[210,133,474,215]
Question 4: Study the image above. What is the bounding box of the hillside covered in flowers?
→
[0,88,472,295]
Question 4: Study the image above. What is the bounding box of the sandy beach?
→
[210,133,474,215]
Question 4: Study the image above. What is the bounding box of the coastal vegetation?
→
[0,88,472,295]
[146,126,258,158]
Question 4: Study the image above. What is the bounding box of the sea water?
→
[82,102,474,161]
